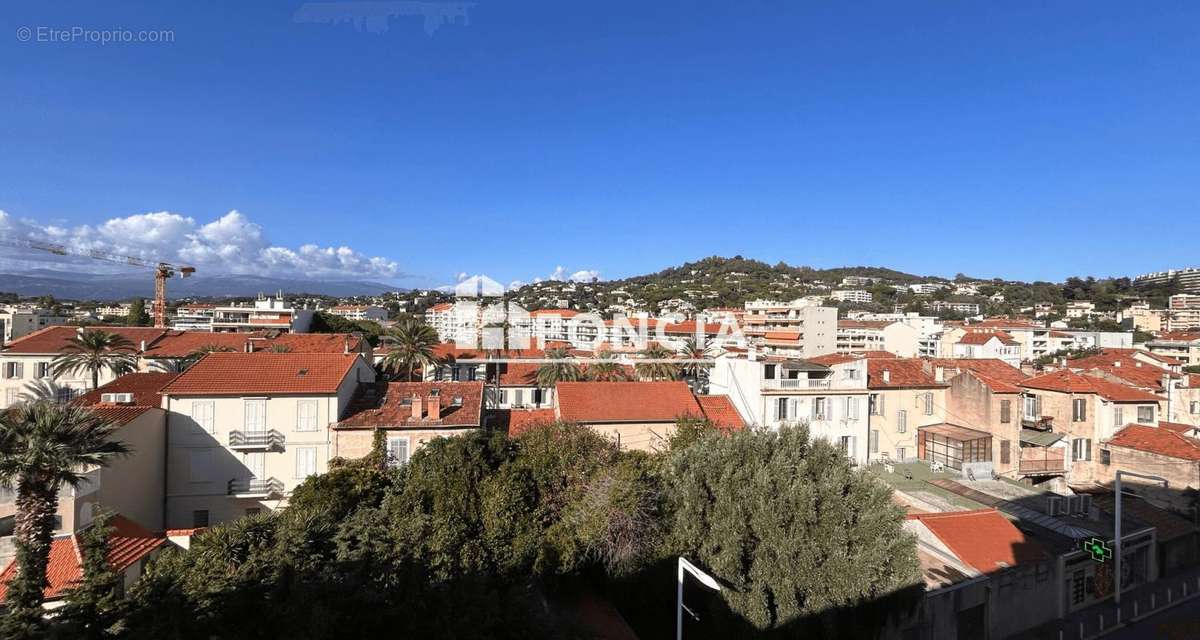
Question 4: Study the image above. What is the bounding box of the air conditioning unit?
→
[1077,494,1093,515]
[100,392,134,404]
[1046,496,1063,516]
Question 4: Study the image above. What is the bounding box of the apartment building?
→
[170,303,216,330]
[425,302,456,340]
[1066,348,1198,427]
[1120,303,1166,333]
[1065,301,1096,319]
[1146,332,1200,366]
[742,300,836,358]
[909,283,948,295]
[1135,267,1200,293]
[947,320,1058,362]
[926,300,981,316]
[333,381,485,463]
[1099,423,1200,494]
[329,305,389,322]
[139,330,370,371]
[849,312,944,357]
[1168,294,1200,331]
[709,352,870,463]
[0,326,169,408]
[159,352,375,528]
[211,295,314,333]
[1017,370,1164,485]
[864,359,948,465]
[831,289,873,304]
[0,307,68,344]
[951,331,1021,368]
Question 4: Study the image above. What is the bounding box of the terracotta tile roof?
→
[87,405,158,425]
[1157,421,1200,436]
[764,330,801,341]
[429,302,453,312]
[1068,350,1178,391]
[75,372,178,407]
[860,350,900,359]
[868,359,945,389]
[1089,493,1198,543]
[0,515,167,602]
[838,320,892,330]
[661,321,728,335]
[1107,424,1200,461]
[556,381,703,423]
[926,358,1027,393]
[957,330,1018,346]
[496,408,559,436]
[495,362,539,385]
[1188,374,1200,389]
[1154,331,1200,343]
[159,353,363,396]
[529,309,580,317]
[908,508,1047,574]
[1019,370,1165,403]
[141,331,363,358]
[1,326,166,354]
[807,353,860,366]
[336,381,484,429]
[697,395,746,432]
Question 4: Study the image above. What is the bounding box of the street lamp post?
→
[677,557,723,640]
[1114,470,1167,605]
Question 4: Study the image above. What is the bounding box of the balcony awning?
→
[1020,428,1065,447]
[917,423,991,441]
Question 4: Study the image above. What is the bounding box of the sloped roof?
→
[497,408,559,437]
[141,331,364,358]
[556,381,703,423]
[927,358,1028,393]
[696,395,747,432]
[957,330,1018,346]
[75,372,178,407]
[0,515,166,602]
[807,353,860,366]
[908,508,1047,574]
[1019,370,1165,403]
[159,353,362,396]
[1106,424,1200,461]
[1069,351,1178,391]
[1,326,166,354]
[336,381,484,429]
[868,358,945,389]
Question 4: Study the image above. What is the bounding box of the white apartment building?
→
[926,300,981,315]
[159,352,375,528]
[841,276,879,287]
[0,308,68,344]
[95,303,134,318]
[1168,294,1200,331]
[1065,301,1096,319]
[909,283,948,295]
[742,300,837,358]
[1135,267,1200,293]
[951,331,1022,369]
[329,305,389,322]
[831,289,873,304]
[170,304,216,331]
[709,352,869,464]
[211,295,314,333]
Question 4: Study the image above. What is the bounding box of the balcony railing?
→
[229,430,286,450]
[1018,451,1065,475]
[227,477,284,497]
[764,378,832,390]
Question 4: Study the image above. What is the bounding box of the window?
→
[1191,401,1199,415]
[839,435,853,454]
[513,389,525,407]
[5,389,18,406]
[764,364,776,379]
[532,388,543,405]
[845,396,859,420]
[1072,398,1087,422]
[1024,395,1040,420]
[296,400,318,432]
[188,450,212,482]
[451,367,461,381]
[295,446,317,478]
[244,398,266,432]
[466,367,476,381]
[35,362,50,378]
[245,452,265,479]
[1100,449,1111,465]
[3,362,23,379]
[869,393,883,416]
[897,410,907,433]
[1137,405,1154,424]
[1000,399,1011,424]
[1072,438,1092,462]
[498,389,508,405]
[812,397,827,420]
[776,397,788,421]
[1114,407,1124,426]
[869,430,879,454]
[896,447,906,461]
[923,393,934,416]
[191,401,214,432]
[1000,440,1010,464]
[386,436,410,467]
[56,386,75,403]
[192,510,210,528]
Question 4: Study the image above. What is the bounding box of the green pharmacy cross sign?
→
[1082,537,1113,563]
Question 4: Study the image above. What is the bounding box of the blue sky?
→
[1,1,1197,289]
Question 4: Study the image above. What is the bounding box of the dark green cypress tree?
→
[53,509,126,639]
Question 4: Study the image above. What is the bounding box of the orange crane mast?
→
[0,238,196,328]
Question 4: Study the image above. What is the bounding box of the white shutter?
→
[788,398,798,420]
[192,401,214,432]
[246,452,265,479]
[295,447,317,478]
[245,399,266,432]
[297,400,318,432]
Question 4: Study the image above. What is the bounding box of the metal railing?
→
[229,430,286,449]
[763,378,832,390]
[227,477,284,496]
[1018,452,1065,475]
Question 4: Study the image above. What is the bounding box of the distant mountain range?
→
[0,270,401,300]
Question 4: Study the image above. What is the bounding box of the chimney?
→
[245,341,253,353]
[882,369,891,384]
[343,337,350,354]
[140,339,147,352]
[425,395,441,420]
[411,395,423,420]
[935,366,945,383]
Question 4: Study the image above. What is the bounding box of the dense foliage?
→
[12,423,920,639]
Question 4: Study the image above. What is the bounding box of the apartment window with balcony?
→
[1000,400,1011,424]
[244,398,266,432]
[35,362,50,378]
[296,400,318,432]
[897,410,907,433]
[386,436,410,467]
[869,393,884,416]
[295,446,317,479]
[3,362,23,379]
[1137,406,1154,424]
[192,401,214,433]
[1072,399,1087,422]
[923,393,934,416]
[764,364,776,379]
[1072,438,1092,462]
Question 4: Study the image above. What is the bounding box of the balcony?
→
[1018,450,1065,476]
[227,477,284,498]
[763,378,832,390]
[229,430,285,451]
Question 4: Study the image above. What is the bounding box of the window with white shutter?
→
[295,446,317,478]
[897,409,907,433]
[386,437,410,467]
[244,399,266,432]
[1114,407,1124,425]
[192,401,215,432]
[923,393,934,416]
[296,400,318,432]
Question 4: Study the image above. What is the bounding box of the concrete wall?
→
[868,387,945,463]
[333,427,477,460]
[0,353,99,408]
[946,375,1021,475]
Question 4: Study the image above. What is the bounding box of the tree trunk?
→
[4,475,59,634]
[91,366,99,391]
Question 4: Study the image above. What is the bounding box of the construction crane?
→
[0,237,196,328]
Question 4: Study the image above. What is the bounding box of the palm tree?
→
[18,379,69,404]
[586,350,630,382]
[50,330,137,391]
[634,344,681,381]
[536,347,583,387]
[380,317,441,381]
[677,338,714,390]
[0,400,129,629]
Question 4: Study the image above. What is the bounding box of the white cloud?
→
[0,208,400,280]
[569,269,600,282]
